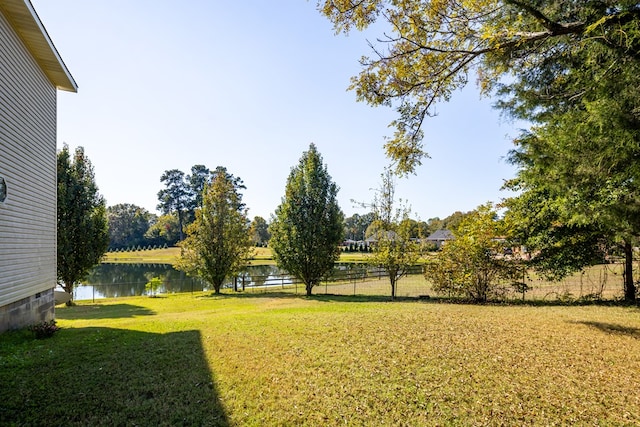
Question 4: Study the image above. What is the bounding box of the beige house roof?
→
[0,0,77,92]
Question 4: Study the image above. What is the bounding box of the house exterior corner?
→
[0,1,76,333]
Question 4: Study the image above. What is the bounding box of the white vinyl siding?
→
[0,10,57,307]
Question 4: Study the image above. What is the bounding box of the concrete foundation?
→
[0,288,55,333]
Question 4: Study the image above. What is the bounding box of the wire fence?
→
[72,262,630,302]
[219,262,631,302]
[237,265,427,298]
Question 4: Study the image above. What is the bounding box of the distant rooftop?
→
[426,229,454,241]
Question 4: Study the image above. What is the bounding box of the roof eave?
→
[0,0,77,92]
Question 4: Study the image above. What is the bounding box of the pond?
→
[69,263,376,301]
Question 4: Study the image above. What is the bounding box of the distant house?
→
[425,229,454,249]
[365,230,399,245]
[0,0,77,332]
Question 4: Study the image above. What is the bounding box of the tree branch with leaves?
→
[318,0,640,173]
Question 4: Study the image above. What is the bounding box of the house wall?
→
[0,10,57,332]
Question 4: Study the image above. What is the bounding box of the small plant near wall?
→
[145,277,163,297]
[29,320,60,339]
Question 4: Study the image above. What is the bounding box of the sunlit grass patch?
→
[2,293,640,425]
[102,246,276,266]
[101,247,182,264]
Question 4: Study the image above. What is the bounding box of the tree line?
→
[58,141,638,305]
[58,1,640,304]
[106,192,467,253]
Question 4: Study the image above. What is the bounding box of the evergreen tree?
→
[188,164,213,215]
[502,27,640,302]
[157,169,192,241]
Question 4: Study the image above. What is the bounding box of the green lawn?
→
[2,293,640,426]
[101,247,373,265]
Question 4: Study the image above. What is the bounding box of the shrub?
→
[145,277,163,297]
[29,320,60,339]
[425,204,518,302]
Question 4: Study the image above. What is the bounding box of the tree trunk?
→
[177,210,184,242]
[61,282,74,306]
[623,241,636,302]
[390,277,396,301]
[306,283,313,297]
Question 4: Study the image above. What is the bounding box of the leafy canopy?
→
[107,203,154,250]
[175,167,253,294]
[318,0,640,173]
[425,203,517,302]
[57,145,109,301]
[269,144,344,296]
[499,15,640,301]
[366,167,421,299]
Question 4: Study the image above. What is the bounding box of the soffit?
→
[0,0,77,92]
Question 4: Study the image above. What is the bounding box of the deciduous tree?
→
[269,144,344,296]
[144,213,180,247]
[175,167,252,294]
[249,216,270,246]
[344,212,375,241]
[107,203,153,250]
[57,145,109,303]
[425,204,516,302]
[318,0,640,173]
[366,167,421,300]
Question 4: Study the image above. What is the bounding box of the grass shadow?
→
[204,290,409,303]
[198,289,640,307]
[0,327,228,426]
[57,303,156,320]
[310,293,410,303]
[572,321,640,339]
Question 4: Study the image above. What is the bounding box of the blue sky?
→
[33,0,522,221]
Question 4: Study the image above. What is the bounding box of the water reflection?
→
[74,264,287,301]
[73,263,379,301]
